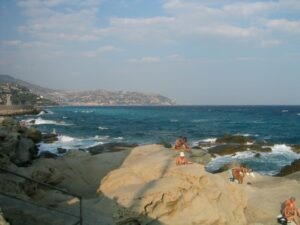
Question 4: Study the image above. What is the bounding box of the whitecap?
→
[98,126,108,130]
[94,135,110,140]
[200,138,217,143]
[232,151,256,159]
[36,111,45,116]
[170,119,178,122]
[297,113,300,116]
[191,119,207,123]
[235,133,251,137]
[59,135,75,143]
[282,110,288,113]
[114,137,124,140]
[25,117,73,126]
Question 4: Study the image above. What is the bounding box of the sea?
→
[18,105,300,176]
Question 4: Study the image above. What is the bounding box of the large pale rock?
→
[98,145,248,225]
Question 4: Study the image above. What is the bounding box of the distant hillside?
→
[0,75,176,106]
[0,82,57,106]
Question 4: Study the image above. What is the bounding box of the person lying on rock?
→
[282,197,300,225]
[176,152,193,165]
[173,136,192,152]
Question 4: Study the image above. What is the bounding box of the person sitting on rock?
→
[176,152,193,165]
[282,197,300,225]
[173,136,191,152]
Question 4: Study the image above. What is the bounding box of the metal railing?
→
[0,168,82,225]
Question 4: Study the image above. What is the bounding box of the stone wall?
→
[0,106,39,116]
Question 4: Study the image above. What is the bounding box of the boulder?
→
[98,145,248,225]
[88,142,138,155]
[11,138,37,166]
[189,150,212,165]
[216,135,253,144]
[275,159,300,177]
[42,133,58,144]
[20,127,42,143]
[291,145,300,154]
[248,144,272,153]
[57,148,67,154]
[208,144,248,156]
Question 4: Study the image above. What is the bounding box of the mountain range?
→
[0,75,175,106]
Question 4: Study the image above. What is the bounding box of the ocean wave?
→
[36,111,45,116]
[232,151,256,159]
[200,138,217,143]
[191,119,208,123]
[297,113,300,116]
[59,135,75,143]
[98,126,108,130]
[25,117,73,126]
[81,110,94,113]
[170,119,178,122]
[282,110,289,113]
[94,135,110,140]
[114,137,124,140]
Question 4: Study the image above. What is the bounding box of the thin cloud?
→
[129,57,161,63]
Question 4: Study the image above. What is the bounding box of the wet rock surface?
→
[275,159,300,177]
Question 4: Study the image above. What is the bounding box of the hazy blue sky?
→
[1,0,300,105]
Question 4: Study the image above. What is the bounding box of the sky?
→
[0,0,300,105]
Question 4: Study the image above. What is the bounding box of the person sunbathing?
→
[176,152,193,165]
[283,197,300,225]
[173,136,191,152]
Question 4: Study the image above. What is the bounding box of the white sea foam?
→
[270,144,295,155]
[114,137,124,140]
[46,110,54,114]
[201,138,217,143]
[98,126,108,130]
[170,119,178,122]
[235,133,251,137]
[59,135,75,142]
[191,119,208,123]
[81,110,94,113]
[36,111,45,116]
[297,113,300,116]
[94,135,110,140]
[232,151,256,159]
[282,110,288,113]
[25,117,73,126]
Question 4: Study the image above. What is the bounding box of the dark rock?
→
[11,138,36,166]
[210,163,232,174]
[39,151,57,159]
[57,147,67,154]
[42,133,58,143]
[291,145,300,154]
[20,127,42,143]
[248,144,272,153]
[216,135,253,144]
[198,142,216,149]
[189,150,212,165]
[88,142,138,155]
[275,159,300,177]
[31,170,64,186]
[208,144,248,156]
[254,153,261,158]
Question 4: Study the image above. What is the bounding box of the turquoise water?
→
[19,106,300,175]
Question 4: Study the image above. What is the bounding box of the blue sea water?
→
[19,105,300,175]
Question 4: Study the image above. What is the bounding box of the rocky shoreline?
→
[1,117,300,225]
